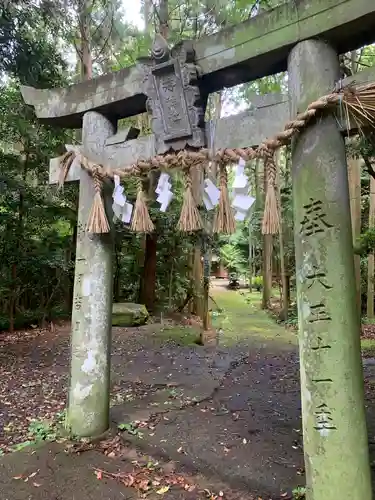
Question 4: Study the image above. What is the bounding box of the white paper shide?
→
[155,172,173,212]
[231,158,255,221]
[112,175,133,223]
[203,178,220,210]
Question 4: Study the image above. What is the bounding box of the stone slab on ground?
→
[112,348,304,499]
[112,342,246,388]
[0,442,135,500]
[111,345,247,425]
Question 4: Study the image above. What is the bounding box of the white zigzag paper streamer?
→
[112,175,133,224]
[231,158,255,221]
[155,172,173,212]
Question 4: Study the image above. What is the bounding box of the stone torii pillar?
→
[67,111,115,437]
[289,40,372,499]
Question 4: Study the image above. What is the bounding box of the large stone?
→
[112,303,149,327]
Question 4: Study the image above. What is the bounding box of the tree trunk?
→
[191,164,203,317]
[289,39,371,500]
[276,150,288,320]
[140,232,158,312]
[192,247,203,315]
[113,233,122,303]
[9,263,16,332]
[67,208,78,311]
[262,161,273,309]
[348,53,362,313]
[139,0,169,312]
[78,0,93,80]
[262,235,272,309]
[367,176,375,318]
[248,221,253,292]
[168,253,175,310]
[201,91,221,343]
[9,150,28,331]
[158,0,169,38]
[347,156,361,312]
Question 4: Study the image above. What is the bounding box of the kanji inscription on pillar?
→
[314,403,337,435]
[299,197,337,435]
[308,302,332,323]
[300,198,333,236]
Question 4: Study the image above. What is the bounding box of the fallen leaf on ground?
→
[123,474,135,487]
[156,485,170,494]
[137,478,150,491]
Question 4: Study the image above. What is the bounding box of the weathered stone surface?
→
[21,0,375,127]
[112,303,149,327]
[143,36,206,151]
[49,93,289,184]
[289,40,371,500]
[21,64,147,127]
[196,0,375,92]
[48,75,369,186]
[67,111,115,438]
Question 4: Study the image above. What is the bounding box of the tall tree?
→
[0,2,71,331]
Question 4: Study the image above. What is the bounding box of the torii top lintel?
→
[21,0,375,129]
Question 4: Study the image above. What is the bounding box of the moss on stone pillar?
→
[288,40,371,500]
[67,111,115,437]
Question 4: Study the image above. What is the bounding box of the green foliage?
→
[220,243,245,274]
[251,275,263,291]
[284,302,298,327]
[292,486,306,499]
[0,2,67,86]
[0,3,74,329]
[355,228,375,256]
[28,420,56,442]
[118,421,144,438]
[0,1,199,328]
[5,411,67,454]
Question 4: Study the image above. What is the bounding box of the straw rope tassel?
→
[86,169,110,234]
[214,164,236,234]
[177,167,202,232]
[131,178,154,233]
[262,155,279,235]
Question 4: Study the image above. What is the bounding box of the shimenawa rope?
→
[57,81,375,235]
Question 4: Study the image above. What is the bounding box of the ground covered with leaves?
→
[1,289,375,499]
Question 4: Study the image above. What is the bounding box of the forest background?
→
[1,0,374,332]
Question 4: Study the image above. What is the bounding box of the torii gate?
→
[22,1,375,498]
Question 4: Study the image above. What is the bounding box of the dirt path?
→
[110,290,303,498]
[1,287,375,498]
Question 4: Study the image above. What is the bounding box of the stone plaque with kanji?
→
[141,35,206,152]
